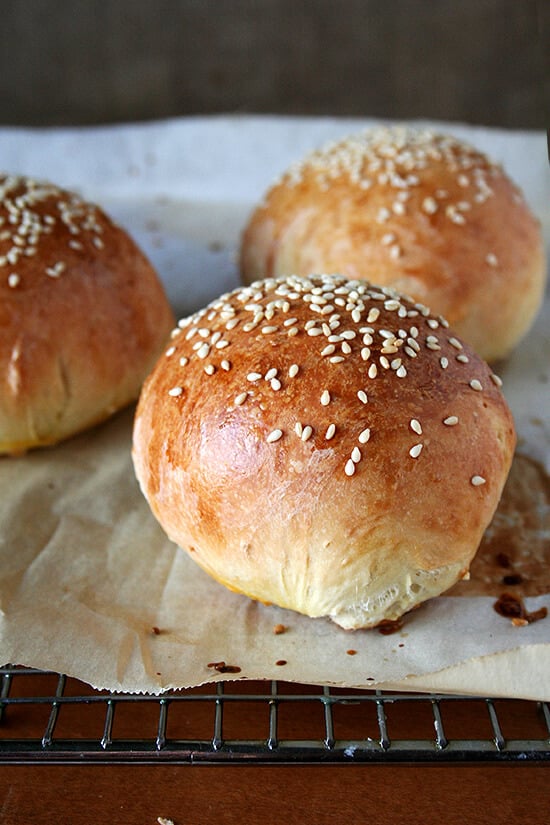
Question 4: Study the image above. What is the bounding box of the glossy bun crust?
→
[240,127,546,362]
[0,174,174,454]
[133,274,515,629]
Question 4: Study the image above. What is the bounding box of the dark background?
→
[0,0,547,129]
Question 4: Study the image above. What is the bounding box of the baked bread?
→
[240,127,546,362]
[0,174,174,454]
[132,273,516,629]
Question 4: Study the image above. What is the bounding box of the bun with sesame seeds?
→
[0,174,174,454]
[132,273,516,630]
[240,127,546,362]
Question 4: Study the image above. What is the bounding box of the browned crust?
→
[240,127,546,362]
[0,175,175,453]
[133,273,516,628]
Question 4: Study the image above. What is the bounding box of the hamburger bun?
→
[240,127,546,362]
[0,174,174,454]
[132,273,516,629]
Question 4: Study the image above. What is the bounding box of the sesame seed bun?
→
[132,274,515,630]
[0,174,175,454]
[240,127,546,363]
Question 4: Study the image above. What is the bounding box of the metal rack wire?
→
[0,666,549,765]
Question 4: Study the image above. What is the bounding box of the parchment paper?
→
[0,116,548,698]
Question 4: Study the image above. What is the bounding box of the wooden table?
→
[0,668,548,824]
[0,762,549,825]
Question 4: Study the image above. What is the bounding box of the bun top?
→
[0,173,174,454]
[133,273,516,629]
[240,126,546,362]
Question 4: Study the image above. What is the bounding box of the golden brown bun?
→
[133,273,515,629]
[0,174,175,454]
[240,127,546,362]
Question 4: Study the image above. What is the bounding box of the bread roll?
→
[240,127,546,362]
[133,273,515,629]
[0,174,174,454]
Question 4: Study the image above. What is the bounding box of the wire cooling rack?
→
[0,665,549,765]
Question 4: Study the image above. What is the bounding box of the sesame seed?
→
[351,447,362,463]
[267,429,283,443]
[330,356,345,363]
[234,392,248,406]
[440,357,449,369]
[443,416,459,426]
[490,373,503,387]
[301,425,313,442]
[165,346,176,357]
[325,423,336,440]
[361,347,371,360]
[247,372,262,382]
[321,390,331,406]
[179,356,189,367]
[294,422,303,437]
[345,459,356,477]
[45,262,66,278]
[486,253,498,267]
[288,364,299,378]
[221,360,231,371]
[446,205,466,225]
[409,444,423,459]
[422,196,438,214]
[381,232,396,246]
[367,308,380,323]
[368,363,378,379]
[168,386,183,397]
[271,378,281,391]
[396,365,407,378]
[204,364,215,375]
[265,368,278,381]
[358,428,371,443]
[8,273,20,287]
[197,343,210,359]
[389,244,402,260]
[471,475,486,486]
[357,390,368,404]
[448,337,463,350]
[261,325,278,334]
[351,308,362,323]
[469,379,483,391]
[410,419,422,435]
[321,344,336,356]
[456,354,470,363]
